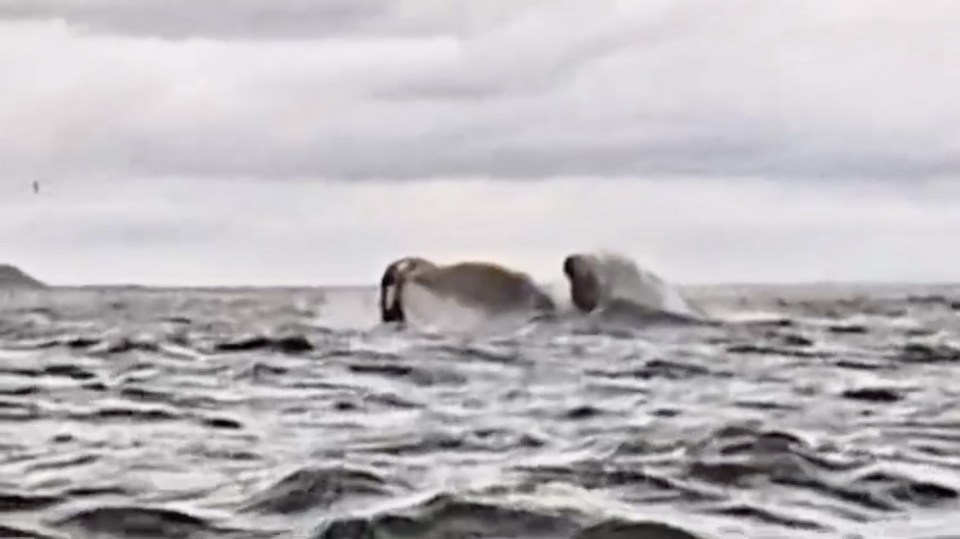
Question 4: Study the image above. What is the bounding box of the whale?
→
[562,250,711,324]
[379,256,556,326]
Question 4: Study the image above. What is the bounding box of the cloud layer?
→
[2,2,959,285]
[2,1,960,180]
[3,177,959,286]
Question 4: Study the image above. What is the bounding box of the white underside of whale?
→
[400,280,543,334]
[577,250,708,320]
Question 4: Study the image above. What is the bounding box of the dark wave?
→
[575,520,704,539]
[311,493,582,539]
[311,493,707,539]
[896,342,960,363]
[53,506,233,538]
[241,465,399,515]
[213,334,314,354]
[0,524,61,539]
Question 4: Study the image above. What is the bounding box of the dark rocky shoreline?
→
[0,264,46,289]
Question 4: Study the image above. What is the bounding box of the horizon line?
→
[16,278,960,291]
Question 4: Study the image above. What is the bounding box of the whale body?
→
[378,257,556,329]
[562,250,710,324]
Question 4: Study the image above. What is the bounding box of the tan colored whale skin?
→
[379,257,555,324]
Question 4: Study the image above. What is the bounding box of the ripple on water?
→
[4,285,960,537]
[213,334,314,354]
[311,493,582,539]
[345,361,468,386]
[311,492,708,539]
[0,524,63,539]
[514,461,719,505]
[241,465,400,515]
[574,519,704,539]
[52,505,235,539]
[0,491,64,512]
[896,342,960,363]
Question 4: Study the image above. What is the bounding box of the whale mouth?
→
[562,255,576,279]
[562,250,710,323]
[563,255,601,313]
[380,285,403,323]
[379,265,405,323]
[379,257,438,324]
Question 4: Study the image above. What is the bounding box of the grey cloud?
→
[0,204,240,248]
[0,0,538,39]
[0,0,393,39]
[6,176,959,286]
[1,1,959,182]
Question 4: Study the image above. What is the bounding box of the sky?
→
[1,0,959,286]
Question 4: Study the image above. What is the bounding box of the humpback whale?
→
[562,250,710,324]
[379,256,556,325]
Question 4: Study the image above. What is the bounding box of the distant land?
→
[0,264,48,289]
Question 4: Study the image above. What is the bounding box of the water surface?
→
[1,283,959,538]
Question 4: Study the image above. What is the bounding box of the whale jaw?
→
[563,254,601,313]
[378,257,435,323]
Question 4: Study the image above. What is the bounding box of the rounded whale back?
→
[562,250,708,321]
[414,261,555,312]
[378,257,556,327]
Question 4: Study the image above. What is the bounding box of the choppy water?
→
[2,283,960,538]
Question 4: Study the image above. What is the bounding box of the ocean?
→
[1,282,960,538]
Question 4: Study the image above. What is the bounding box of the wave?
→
[240,465,401,515]
[310,491,706,539]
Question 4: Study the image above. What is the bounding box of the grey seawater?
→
[1,284,960,538]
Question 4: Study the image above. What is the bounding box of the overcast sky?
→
[1,1,959,286]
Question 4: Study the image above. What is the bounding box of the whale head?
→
[379,257,437,323]
[563,253,602,313]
